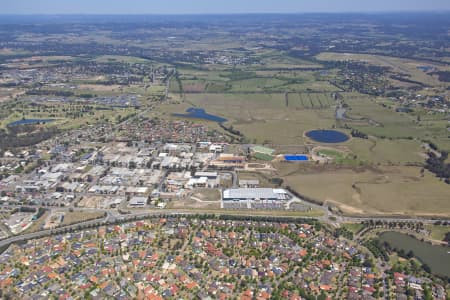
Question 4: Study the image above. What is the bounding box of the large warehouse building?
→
[222,188,291,209]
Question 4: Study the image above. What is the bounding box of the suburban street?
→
[1,200,447,251]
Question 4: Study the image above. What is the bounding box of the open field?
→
[164,92,431,164]
[0,100,137,130]
[285,93,337,109]
[191,189,222,202]
[0,48,31,56]
[77,84,122,92]
[425,225,450,241]
[343,93,421,135]
[60,211,105,226]
[77,196,105,209]
[22,211,50,234]
[0,87,23,102]
[314,147,356,164]
[341,223,365,234]
[346,138,424,165]
[93,55,152,64]
[168,198,221,210]
[175,67,339,94]
[178,93,338,145]
[237,171,278,188]
[2,55,76,69]
[342,92,450,150]
[168,189,221,210]
[256,50,323,70]
[276,164,450,216]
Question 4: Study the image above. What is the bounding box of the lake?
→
[306,129,349,143]
[8,119,55,126]
[379,231,450,277]
[173,108,227,123]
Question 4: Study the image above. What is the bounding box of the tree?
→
[443,232,450,244]
[128,161,136,169]
[317,292,327,300]
[422,264,431,274]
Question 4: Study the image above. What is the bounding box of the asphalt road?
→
[0,210,173,249]
[0,202,447,250]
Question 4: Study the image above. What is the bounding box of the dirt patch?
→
[329,201,366,214]
[191,189,221,202]
[61,211,104,226]
[77,196,104,208]
[169,198,220,209]
[78,84,122,92]
[247,163,266,168]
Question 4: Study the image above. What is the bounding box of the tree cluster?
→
[425,151,450,183]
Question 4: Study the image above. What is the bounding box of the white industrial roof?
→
[129,197,147,205]
[239,179,260,185]
[223,188,288,200]
[194,171,218,177]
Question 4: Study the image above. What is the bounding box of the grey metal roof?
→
[223,188,287,200]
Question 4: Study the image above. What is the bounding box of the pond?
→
[8,118,55,126]
[173,108,227,123]
[379,231,450,277]
[306,129,349,143]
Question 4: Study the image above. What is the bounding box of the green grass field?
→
[178,93,337,145]
[288,93,336,109]
[316,148,357,164]
[347,138,424,165]
[166,91,429,165]
[342,223,365,234]
[0,100,137,130]
[425,225,450,241]
[175,67,339,94]
[342,92,450,151]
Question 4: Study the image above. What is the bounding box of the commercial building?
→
[211,154,246,168]
[222,188,291,209]
[194,171,218,179]
[128,197,147,207]
[209,144,224,153]
[238,179,260,188]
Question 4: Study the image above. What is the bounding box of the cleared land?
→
[60,211,104,226]
[276,164,450,216]
[23,211,50,234]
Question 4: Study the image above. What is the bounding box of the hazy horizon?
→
[2,0,450,15]
[2,11,450,16]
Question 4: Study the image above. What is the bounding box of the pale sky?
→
[2,0,450,14]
